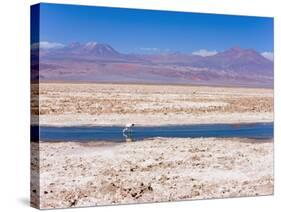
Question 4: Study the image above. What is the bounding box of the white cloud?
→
[138,47,172,54]
[85,42,97,47]
[192,49,218,57]
[261,52,274,61]
[139,47,159,52]
[31,41,65,50]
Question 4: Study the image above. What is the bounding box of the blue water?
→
[31,122,273,142]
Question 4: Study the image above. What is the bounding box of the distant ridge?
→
[33,42,273,88]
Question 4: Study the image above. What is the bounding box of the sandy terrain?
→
[31,137,273,209]
[31,83,273,126]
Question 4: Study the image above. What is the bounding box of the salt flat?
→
[31,137,273,208]
[30,83,274,208]
[32,83,273,126]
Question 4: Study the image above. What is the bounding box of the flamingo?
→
[123,123,135,134]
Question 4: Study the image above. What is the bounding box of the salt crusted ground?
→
[31,137,273,209]
[30,83,274,209]
[31,83,273,126]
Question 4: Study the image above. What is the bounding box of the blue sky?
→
[37,3,273,54]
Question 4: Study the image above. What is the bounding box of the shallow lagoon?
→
[32,122,273,142]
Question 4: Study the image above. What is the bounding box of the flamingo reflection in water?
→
[123,123,135,142]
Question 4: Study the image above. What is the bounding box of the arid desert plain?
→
[31,83,273,208]
[34,83,273,126]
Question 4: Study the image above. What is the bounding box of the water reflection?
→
[123,131,134,142]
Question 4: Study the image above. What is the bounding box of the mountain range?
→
[31,42,274,88]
